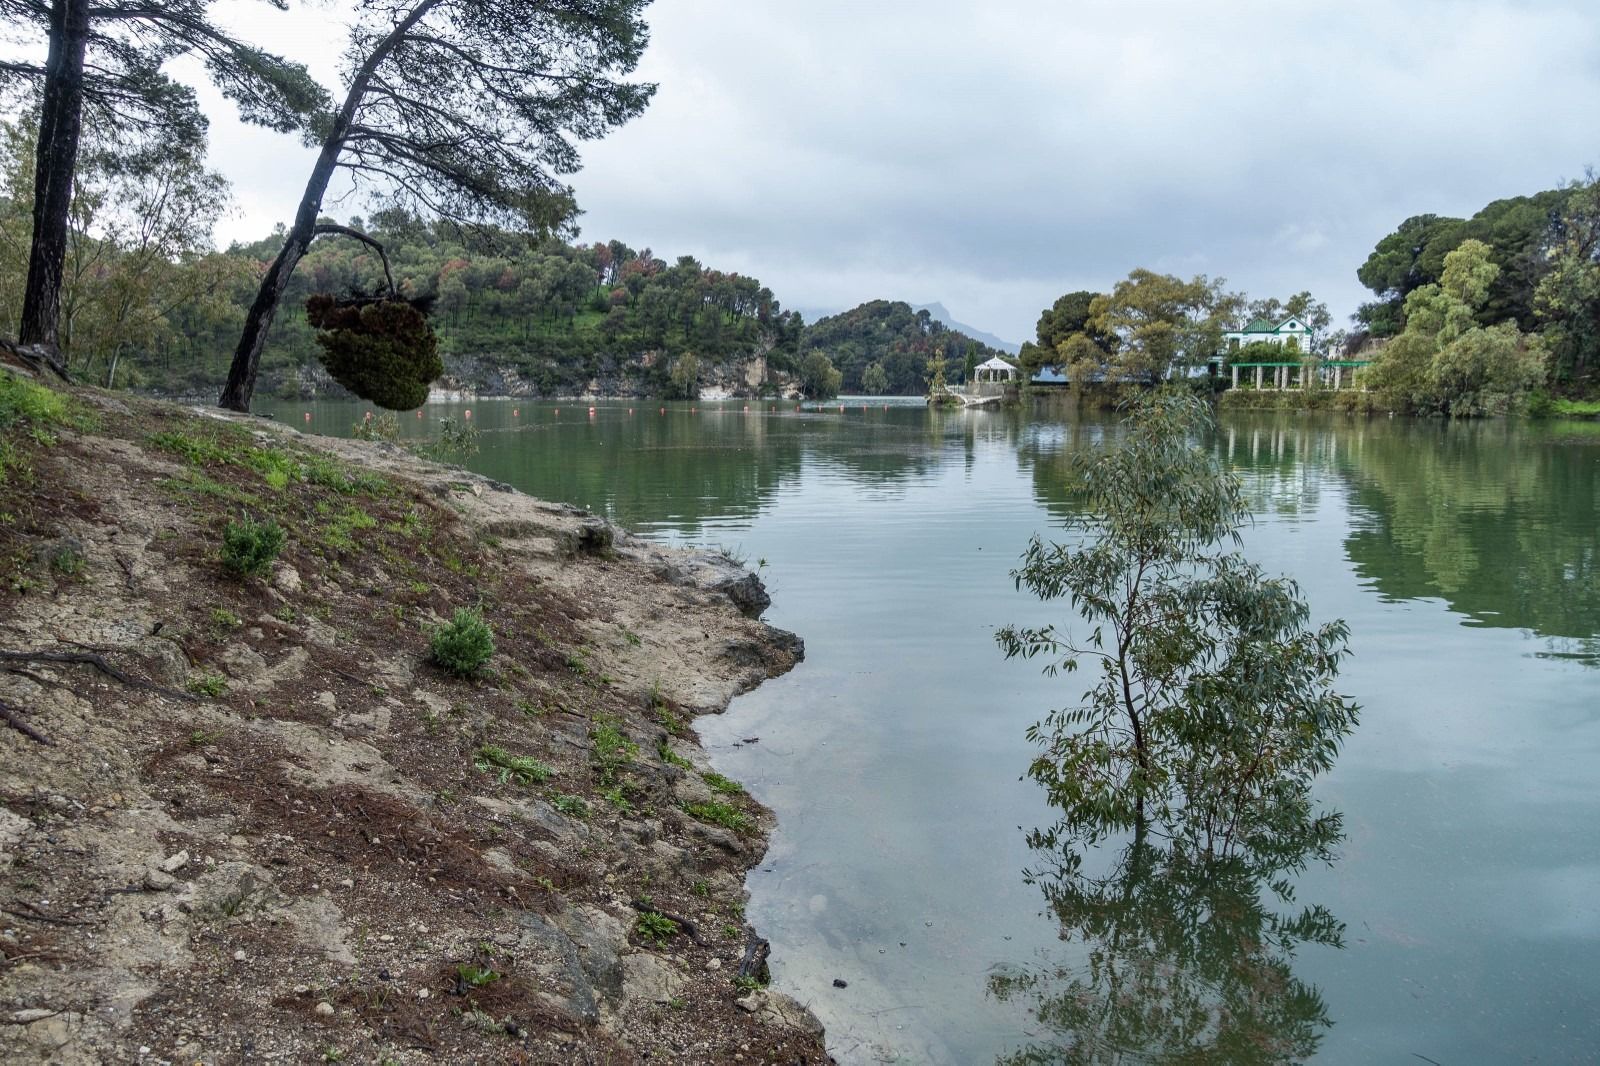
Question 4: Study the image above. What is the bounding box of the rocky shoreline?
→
[0,376,831,1063]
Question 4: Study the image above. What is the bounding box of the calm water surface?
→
[270,397,1600,1063]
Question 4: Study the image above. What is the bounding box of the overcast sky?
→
[193,0,1600,344]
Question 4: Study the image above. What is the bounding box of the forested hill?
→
[145,214,805,399]
[800,300,1003,394]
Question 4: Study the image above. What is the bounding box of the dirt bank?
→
[0,370,829,1064]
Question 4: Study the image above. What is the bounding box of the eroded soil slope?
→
[0,376,828,1064]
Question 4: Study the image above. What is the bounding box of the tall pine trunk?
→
[19,0,90,349]
[217,0,441,412]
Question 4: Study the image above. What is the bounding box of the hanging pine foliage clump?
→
[306,293,442,411]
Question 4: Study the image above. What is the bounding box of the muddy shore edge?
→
[0,377,831,1064]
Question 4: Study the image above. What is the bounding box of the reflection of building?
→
[1223,316,1312,354]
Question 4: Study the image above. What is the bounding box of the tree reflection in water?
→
[990,829,1343,1065]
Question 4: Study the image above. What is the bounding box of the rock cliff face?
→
[0,375,829,1063]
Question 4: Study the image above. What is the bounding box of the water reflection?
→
[1017,414,1600,664]
[991,832,1342,1065]
[1334,419,1600,664]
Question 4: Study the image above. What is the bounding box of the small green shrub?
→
[591,717,638,784]
[552,794,589,817]
[46,543,85,577]
[455,963,502,988]
[220,516,285,578]
[352,412,400,441]
[430,607,495,676]
[635,910,679,947]
[683,800,752,833]
[422,416,480,460]
[703,772,744,795]
[188,672,229,697]
[474,744,552,786]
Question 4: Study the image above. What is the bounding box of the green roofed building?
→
[1221,315,1312,355]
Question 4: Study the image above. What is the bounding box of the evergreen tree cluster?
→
[797,299,999,394]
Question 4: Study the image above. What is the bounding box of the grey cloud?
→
[192,0,1600,342]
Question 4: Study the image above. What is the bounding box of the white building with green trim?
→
[1222,315,1313,355]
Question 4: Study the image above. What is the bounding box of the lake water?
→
[269,397,1600,1064]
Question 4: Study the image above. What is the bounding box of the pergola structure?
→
[973,356,1019,384]
[1229,360,1371,391]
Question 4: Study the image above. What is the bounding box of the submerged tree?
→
[217,0,657,411]
[996,391,1357,855]
[0,0,322,351]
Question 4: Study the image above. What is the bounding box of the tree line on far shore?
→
[1013,173,1600,417]
[2,0,1594,416]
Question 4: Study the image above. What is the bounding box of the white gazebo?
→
[973,356,1019,384]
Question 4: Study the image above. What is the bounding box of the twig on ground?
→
[0,700,51,745]
[0,649,195,702]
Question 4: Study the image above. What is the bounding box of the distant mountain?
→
[793,306,844,325]
[911,302,1020,355]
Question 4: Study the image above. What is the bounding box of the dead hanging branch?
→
[311,223,397,297]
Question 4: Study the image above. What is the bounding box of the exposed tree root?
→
[0,649,195,701]
[0,700,51,745]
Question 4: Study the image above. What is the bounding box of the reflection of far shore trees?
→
[472,411,802,535]
[469,406,1020,536]
[1336,419,1600,663]
[1017,413,1600,663]
[990,834,1340,1065]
